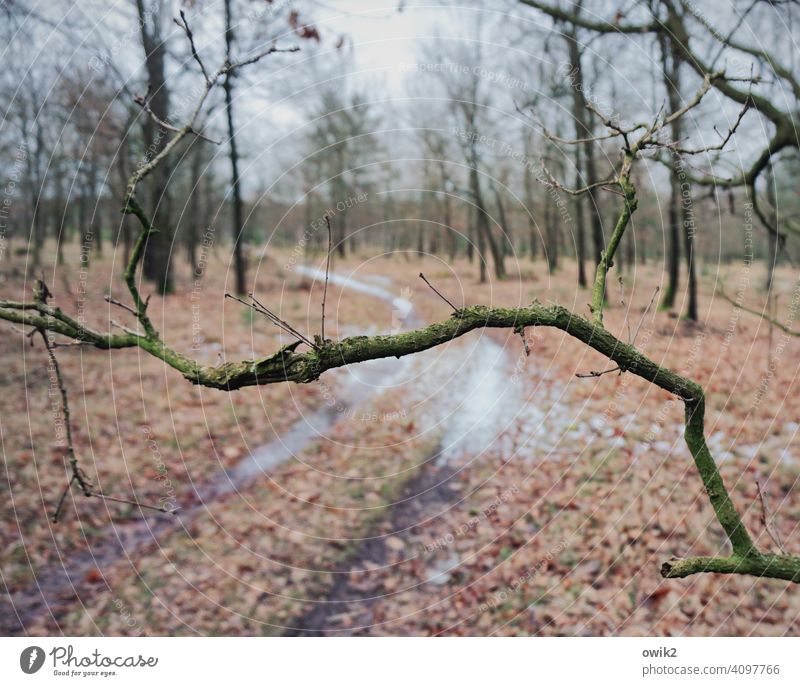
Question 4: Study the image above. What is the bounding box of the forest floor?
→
[1,241,800,636]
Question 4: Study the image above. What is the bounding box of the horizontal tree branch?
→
[662,553,800,582]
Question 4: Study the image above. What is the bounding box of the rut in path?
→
[284,451,461,636]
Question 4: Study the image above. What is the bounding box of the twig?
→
[515,101,642,146]
[539,161,618,196]
[175,10,211,86]
[110,319,144,337]
[767,292,776,373]
[322,215,332,342]
[223,45,300,74]
[717,285,800,337]
[52,475,76,523]
[419,272,458,311]
[91,491,177,515]
[619,276,631,344]
[33,283,171,522]
[104,294,138,317]
[576,366,621,378]
[37,327,92,499]
[756,480,786,554]
[134,91,221,145]
[631,286,660,347]
[37,320,91,522]
[578,284,657,379]
[225,293,317,349]
[249,293,317,349]
[666,96,751,155]
[51,341,93,349]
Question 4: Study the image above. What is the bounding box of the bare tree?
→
[305,85,381,258]
[222,0,248,296]
[135,0,174,294]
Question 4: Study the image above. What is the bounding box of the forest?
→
[1,0,800,638]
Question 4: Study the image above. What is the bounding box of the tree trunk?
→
[565,26,588,287]
[137,0,173,294]
[573,153,587,288]
[469,163,505,280]
[224,0,248,295]
[764,161,779,292]
[493,183,512,258]
[660,32,682,313]
[566,25,604,292]
[523,166,538,261]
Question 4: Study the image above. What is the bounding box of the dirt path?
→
[283,454,461,635]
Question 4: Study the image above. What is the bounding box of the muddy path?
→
[283,454,461,636]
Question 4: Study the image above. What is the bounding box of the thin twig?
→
[38,327,92,498]
[666,96,751,155]
[322,215,332,342]
[225,293,317,349]
[539,161,618,196]
[619,276,631,344]
[419,272,458,311]
[576,366,621,379]
[104,294,138,317]
[134,94,221,145]
[175,10,211,85]
[52,475,76,523]
[249,293,317,349]
[110,319,144,337]
[91,491,177,515]
[756,480,786,554]
[631,286,660,347]
[35,282,173,521]
[717,285,800,337]
[223,45,300,73]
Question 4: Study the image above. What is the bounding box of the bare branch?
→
[104,294,138,318]
[175,10,211,86]
[631,286,660,347]
[419,272,458,312]
[223,45,300,74]
[717,285,800,337]
[757,480,787,554]
[321,215,332,342]
[539,160,618,196]
[576,366,621,379]
[665,93,752,156]
[225,293,317,349]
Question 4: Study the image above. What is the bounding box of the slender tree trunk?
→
[137,0,173,294]
[660,33,682,312]
[523,162,538,261]
[53,168,65,266]
[573,151,587,287]
[493,183,512,258]
[224,0,247,295]
[762,161,780,292]
[565,25,588,287]
[544,196,558,273]
[566,25,604,291]
[683,186,698,320]
[444,189,456,262]
[466,207,474,263]
[186,144,204,270]
[469,164,504,280]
